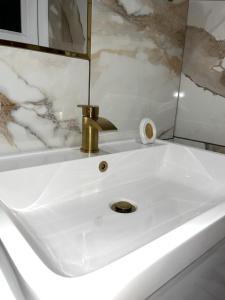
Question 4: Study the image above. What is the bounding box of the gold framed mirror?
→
[0,0,92,60]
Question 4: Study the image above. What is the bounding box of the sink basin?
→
[0,141,225,278]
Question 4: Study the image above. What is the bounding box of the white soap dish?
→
[139,118,157,144]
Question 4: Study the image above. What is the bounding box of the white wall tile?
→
[90,0,188,141]
[0,47,89,155]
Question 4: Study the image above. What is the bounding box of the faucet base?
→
[80,147,99,154]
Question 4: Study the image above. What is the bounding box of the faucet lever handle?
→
[77,105,99,118]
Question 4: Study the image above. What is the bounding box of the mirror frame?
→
[0,0,92,60]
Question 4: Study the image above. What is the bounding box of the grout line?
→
[87,0,92,105]
[174,136,225,149]
[173,0,190,138]
[88,59,91,105]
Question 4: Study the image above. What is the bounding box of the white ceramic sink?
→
[0,141,225,279]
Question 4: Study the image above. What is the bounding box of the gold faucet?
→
[78,105,117,153]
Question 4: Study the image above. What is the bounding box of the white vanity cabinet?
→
[148,239,225,300]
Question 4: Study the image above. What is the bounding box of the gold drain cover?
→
[111,201,136,214]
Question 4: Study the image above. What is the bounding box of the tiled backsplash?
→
[175,0,225,146]
[0,0,188,156]
[0,47,89,155]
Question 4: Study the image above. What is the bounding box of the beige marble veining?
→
[175,1,225,147]
[91,0,188,140]
[0,46,89,154]
[0,90,81,150]
[92,0,188,74]
[0,93,17,146]
[49,0,85,53]
[183,26,225,98]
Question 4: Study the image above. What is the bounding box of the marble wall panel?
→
[0,0,189,156]
[175,1,225,146]
[90,0,188,142]
[0,46,89,155]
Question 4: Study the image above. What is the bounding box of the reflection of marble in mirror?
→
[49,0,86,53]
[0,0,89,57]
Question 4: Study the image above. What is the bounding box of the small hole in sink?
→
[99,161,108,172]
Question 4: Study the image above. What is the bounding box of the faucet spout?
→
[86,117,117,131]
[78,105,117,153]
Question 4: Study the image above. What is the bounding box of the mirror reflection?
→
[0,0,90,57]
